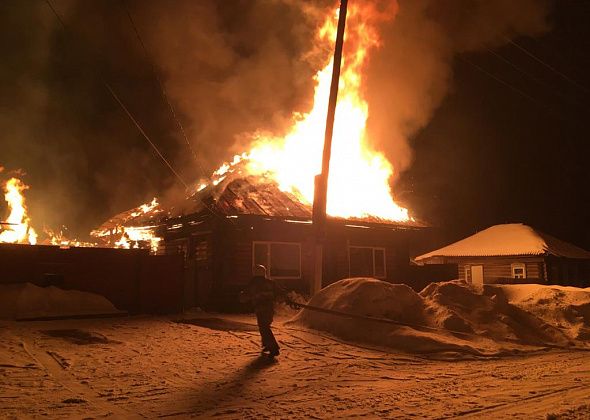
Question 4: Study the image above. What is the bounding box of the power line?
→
[488,49,552,91]
[105,84,189,189]
[119,0,205,178]
[44,0,189,189]
[488,48,589,111]
[460,56,541,105]
[43,0,243,228]
[507,38,590,95]
[460,55,585,128]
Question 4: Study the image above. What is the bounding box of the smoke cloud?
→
[0,0,327,237]
[0,0,550,237]
[365,0,551,177]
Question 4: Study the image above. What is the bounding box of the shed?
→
[414,223,590,288]
[154,175,424,309]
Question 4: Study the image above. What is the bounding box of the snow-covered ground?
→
[1,310,590,419]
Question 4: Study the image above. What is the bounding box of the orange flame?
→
[209,3,409,222]
[0,178,38,245]
[90,198,162,253]
[45,227,97,248]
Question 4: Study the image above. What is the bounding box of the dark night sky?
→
[399,1,590,251]
[1,0,589,251]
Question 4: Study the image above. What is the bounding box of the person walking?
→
[241,264,281,357]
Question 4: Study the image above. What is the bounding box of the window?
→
[511,263,526,279]
[349,246,387,279]
[252,242,301,279]
[194,241,208,263]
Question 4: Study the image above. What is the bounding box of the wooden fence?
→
[0,243,183,314]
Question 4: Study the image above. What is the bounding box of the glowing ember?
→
[114,226,161,253]
[207,3,410,222]
[45,227,97,248]
[90,198,163,253]
[0,178,38,245]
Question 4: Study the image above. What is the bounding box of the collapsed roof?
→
[178,175,311,220]
[97,172,424,231]
[415,223,590,261]
[171,174,423,227]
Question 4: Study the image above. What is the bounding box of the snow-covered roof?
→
[415,223,590,261]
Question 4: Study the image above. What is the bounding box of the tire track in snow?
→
[20,337,144,419]
[452,381,590,418]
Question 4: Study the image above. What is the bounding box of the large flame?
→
[212,3,409,222]
[0,178,38,245]
[1,3,410,254]
[0,173,161,252]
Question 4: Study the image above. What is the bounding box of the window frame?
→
[511,263,527,279]
[252,241,302,280]
[348,246,387,279]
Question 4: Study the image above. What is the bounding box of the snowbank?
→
[290,278,589,356]
[0,283,123,320]
[495,284,590,340]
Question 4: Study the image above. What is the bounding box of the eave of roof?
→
[415,223,590,261]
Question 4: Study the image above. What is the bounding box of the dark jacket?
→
[243,275,278,313]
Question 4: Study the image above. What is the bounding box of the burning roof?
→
[95,166,424,240]
[201,175,423,227]
[211,176,311,219]
[92,2,424,245]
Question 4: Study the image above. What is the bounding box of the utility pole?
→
[311,0,348,295]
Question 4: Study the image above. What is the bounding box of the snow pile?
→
[290,278,467,354]
[422,281,570,347]
[0,283,123,320]
[496,284,590,340]
[290,278,587,355]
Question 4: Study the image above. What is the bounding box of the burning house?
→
[2,2,426,311]
[122,173,422,309]
[89,3,427,309]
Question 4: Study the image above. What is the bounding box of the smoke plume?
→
[365,0,551,176]
[0,0,550,237]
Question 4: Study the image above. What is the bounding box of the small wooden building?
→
[155,176,424,309]
[414,223,590,288]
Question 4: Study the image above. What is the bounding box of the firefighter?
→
[240,264,282,357]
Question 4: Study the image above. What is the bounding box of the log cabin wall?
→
[323,223,412,286]
[161,214,420,306]
[220,217,313,294]
[442,256,546,284]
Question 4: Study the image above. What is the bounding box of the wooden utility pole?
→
[311,0,348,295]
